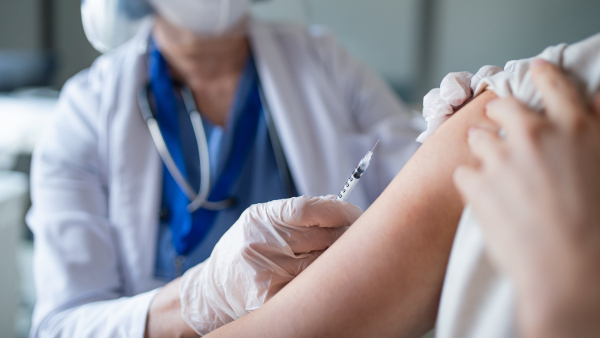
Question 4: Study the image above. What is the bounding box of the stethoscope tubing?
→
[138,85,234,212]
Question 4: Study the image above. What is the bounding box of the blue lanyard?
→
[148,39,262,256]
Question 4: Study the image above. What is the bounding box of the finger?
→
[485,98,544,140]
[277,196,363,229]
[453,165,485,204]
[440,71,474,107]
[264,246,343,301]
[592,92,600,117]
[467,127,504,167]
[530,59,588,126]
[273,250,325,283]
[279,225,346,254]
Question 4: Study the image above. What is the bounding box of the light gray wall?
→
[306,0,423,97]
[1,0,600,98]
[0,0,100,88]
[253,0,600,103]
[251,0,425,101]
[0,0,41,50]
[52,0,100,86]
[424,0,600,98]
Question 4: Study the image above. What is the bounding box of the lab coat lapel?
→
[109,25,164,295]
[249,20,369,207]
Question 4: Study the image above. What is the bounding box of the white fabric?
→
[417,66,503,143]
[436,32,600,338]
[180,196,362,335]
[27,18,420,337]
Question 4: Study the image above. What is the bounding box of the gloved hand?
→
[179,195,363,335]
[417,65,504,142]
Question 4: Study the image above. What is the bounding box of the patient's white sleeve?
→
[436,32,600,338]
[474,33,600,108]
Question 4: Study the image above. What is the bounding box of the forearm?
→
[207,91,499,338]
[146,278,198,338]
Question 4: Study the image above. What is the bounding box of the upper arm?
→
[208,91,498,338]
[310,29,422,199]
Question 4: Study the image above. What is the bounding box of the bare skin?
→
[152,16,250,127]
[455,60,600,338]
[144,88,497,337]
[146,279,194,338]
[204,90,499,337]
[145,15,250,338]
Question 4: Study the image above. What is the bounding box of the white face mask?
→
[148,0,251,34]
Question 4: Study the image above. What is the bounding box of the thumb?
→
[264,250,327,302]
[275,195,363,228]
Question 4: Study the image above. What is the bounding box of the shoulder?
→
[42,35,146,160]
[251,19,349,67]
[64,37,145,99]
[257,20,340,45]
[56,30,148,132]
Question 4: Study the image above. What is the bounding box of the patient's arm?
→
[207,91,498,338]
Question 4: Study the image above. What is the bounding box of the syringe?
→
[336,140,379,201]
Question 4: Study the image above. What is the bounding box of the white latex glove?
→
[417,65,504,142]
[179,195,363,335]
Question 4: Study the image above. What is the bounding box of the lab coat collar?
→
[247,19,366,204]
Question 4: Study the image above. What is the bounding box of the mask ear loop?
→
[216,0,231,33]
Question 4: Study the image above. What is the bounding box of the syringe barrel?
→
[336,146,376,201]
[357,151,373,172]
[337,166,362,201]
[352,166,365,179]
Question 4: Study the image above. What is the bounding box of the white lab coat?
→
[28,18,421,337]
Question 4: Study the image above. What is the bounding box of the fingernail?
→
[531,58,547,69]
[485,99,497,110]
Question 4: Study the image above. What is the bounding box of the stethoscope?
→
[137,81,295,213]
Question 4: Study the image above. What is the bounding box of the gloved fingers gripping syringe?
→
[336,140,379,201]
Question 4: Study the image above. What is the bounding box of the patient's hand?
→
[454,59,600,338]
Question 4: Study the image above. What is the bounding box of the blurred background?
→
[0,0,599,337]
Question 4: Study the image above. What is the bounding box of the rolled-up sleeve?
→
[474,33,600,109]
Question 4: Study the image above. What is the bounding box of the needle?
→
[371,139,380,152]
[336,139,379,201]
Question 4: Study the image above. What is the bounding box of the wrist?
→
[145,278,198,338]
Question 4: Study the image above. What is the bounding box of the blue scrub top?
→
[154,56,296,281]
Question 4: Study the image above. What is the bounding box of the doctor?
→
[27,0,421,336]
